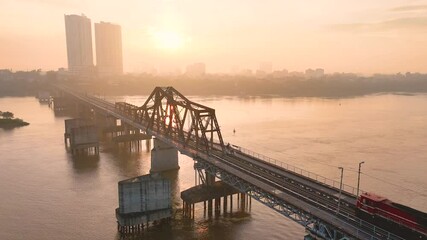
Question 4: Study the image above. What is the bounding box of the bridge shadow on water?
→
[69,154,100,173]
[114,209,252,240]
[104,146,150,177]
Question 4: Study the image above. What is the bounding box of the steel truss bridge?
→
[56,85,412,240]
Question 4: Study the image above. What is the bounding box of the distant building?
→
[64,14,94,75]
[185,63,205,77]
[95,22,123,76]
[239,69,253,77]
[288,71,305,77]
[259,62,273,74]
[230,65,240,75]
[305,68,325,79]
[317,68,325,76]
[255,70,267,78]
[0,69,13,81]
[272,69,288,78]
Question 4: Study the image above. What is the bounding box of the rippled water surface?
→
[1,94,426,240]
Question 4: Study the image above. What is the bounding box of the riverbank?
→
[2,71,427,98]
[68,74,427,98]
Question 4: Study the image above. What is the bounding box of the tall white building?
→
[95,22,123,76]
[64,14,94,75]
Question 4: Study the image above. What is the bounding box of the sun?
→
[152,29,185,50]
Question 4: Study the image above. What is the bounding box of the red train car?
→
[356,192,427,239]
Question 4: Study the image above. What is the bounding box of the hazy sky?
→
[1,0,427,74]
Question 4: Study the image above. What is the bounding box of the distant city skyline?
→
[1,0,427,74]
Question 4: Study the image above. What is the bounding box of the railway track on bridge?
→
[214,148,357,217]
[203,148,403,239]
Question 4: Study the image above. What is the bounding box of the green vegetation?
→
[1,111,14,119]
[0,111,29,129]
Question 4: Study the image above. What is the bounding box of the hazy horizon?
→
[1,0,427,74]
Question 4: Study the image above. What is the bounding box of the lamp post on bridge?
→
[357,161,365,197]
[337,167,344,214]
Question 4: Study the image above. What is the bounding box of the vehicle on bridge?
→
[356,192,427,239]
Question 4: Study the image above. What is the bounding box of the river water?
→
[0,93,426,240]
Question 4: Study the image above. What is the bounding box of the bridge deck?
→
[231,150,357,208]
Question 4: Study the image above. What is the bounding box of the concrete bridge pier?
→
[63,117,98,156]
[64,118,92,146]
[75,103,93,119]
[100,116,121,138]
[92,112,107,133]
[206,173,215,217]
[116,174,172,234]
[150,138,179,173]
[146,138,151,152]
[112,123,152,152]
[237,193,252,212]
[181,180,243,219]
[52,96,72,113]
[181,164,249,219]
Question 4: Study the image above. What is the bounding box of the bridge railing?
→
[230,144,361,196]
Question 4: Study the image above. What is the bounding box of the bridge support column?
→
[76,103,93,119]
[69,125,99,156]
[206,172,215,217]
[52,96,72,113]
[93,112,107,133]
[215,197,221,216]
[230,195,233,213]
[146,138,151,152]
[100,115,121,138]
[223,195,228,215]
[150,138,179,172]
